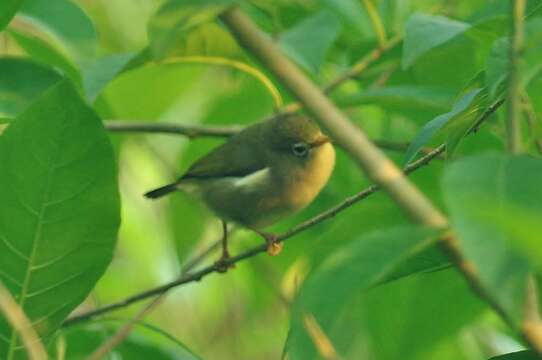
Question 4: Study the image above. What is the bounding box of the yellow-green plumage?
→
[145,115,335,229]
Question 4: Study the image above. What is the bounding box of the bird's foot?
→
[262,233,283,256]
[215,251,235,273]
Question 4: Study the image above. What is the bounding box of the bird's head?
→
[267,115,331,161]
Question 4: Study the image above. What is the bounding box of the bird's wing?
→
[181,134,265,180]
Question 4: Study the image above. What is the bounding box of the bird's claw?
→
[215,252,235,273]
[264,234,283,256]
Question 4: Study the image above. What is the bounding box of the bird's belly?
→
[196,169,304,228]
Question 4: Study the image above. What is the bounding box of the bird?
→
[145,115,335,269]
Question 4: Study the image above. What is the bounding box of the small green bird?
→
[145,115,335,266]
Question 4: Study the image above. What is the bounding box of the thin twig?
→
[105,121,434,155]
[0,282,47,360]
[63,98,503,327]
[105,121,242,138]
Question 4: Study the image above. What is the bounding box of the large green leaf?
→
[442,154,542,323]
[0,58,62,118]
[148,0,236,60]
[280,10,341,74]
[0,0,23,30]
[0,80,120,357]
[18,0,98,61]
[287,226,443,359]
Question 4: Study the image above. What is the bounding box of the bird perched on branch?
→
[145,115,335,269]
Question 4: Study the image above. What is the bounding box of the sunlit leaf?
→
[18,0,98,61]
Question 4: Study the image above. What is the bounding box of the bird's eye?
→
[291,142,310,158]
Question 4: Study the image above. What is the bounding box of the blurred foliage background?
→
[1,0,542,359]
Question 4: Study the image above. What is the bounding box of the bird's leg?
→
[249,227,283,256]
[215,221,234,272]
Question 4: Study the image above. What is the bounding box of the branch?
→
[105,121,242,138]
[105,121,436,155]
[63,98,503,327]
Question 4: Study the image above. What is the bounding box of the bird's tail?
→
[144,183,179,199]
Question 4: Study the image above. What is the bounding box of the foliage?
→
[1,0,542,359]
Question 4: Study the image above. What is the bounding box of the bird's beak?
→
[311,135,331,147]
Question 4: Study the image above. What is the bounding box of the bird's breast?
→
[265,142,335,211]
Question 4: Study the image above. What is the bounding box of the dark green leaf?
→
[0,0,23,30]
[489,350,538,360]
[443,154,542,323]
[0,58,62,118]
[288,226,441,359]
[280,11,341,73]
[404,88,484,164]
[0,80,120,356]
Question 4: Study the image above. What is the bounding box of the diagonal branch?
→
[219,5,542,354]
[62,97,503,327]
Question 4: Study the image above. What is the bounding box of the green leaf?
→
[0,0,23,30]
[7,29,81,85]
[288,226,441,359]
[402,13,469,69]
[0,80,120,356]
[404,88,484,164]
[280,11,341,73]
[82,52,137,102]
[489,350,538,360]
[18,0,98,61]
[148,0,236,60]
[50,322,201,360]
[0,58,62,118]
[442,154,542,323]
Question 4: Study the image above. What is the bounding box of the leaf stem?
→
[507,0,526,154]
